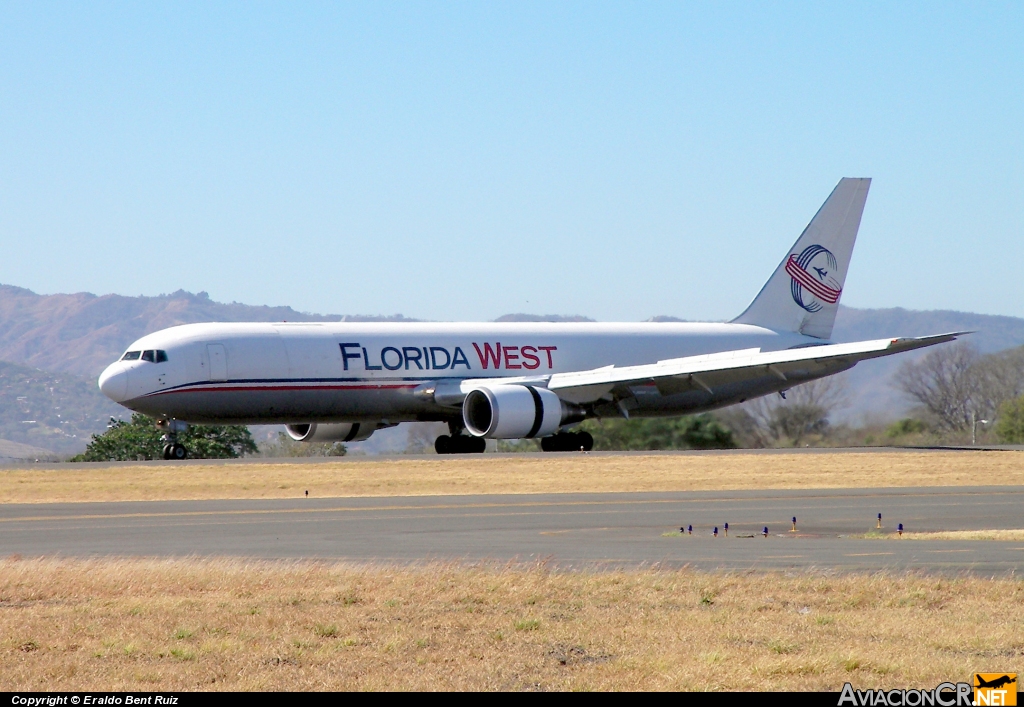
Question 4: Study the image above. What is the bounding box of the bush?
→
[995,395,1024,443]
[71,413,257,461]
[259,432,347,457]
[885,418,929,438]
[579,414,736,451]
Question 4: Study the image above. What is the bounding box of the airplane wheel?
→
[540,434,571,452]
[541,431,593,452]
[439,436,486,454]
[162,444,173,460]
[434,435,451,454]
[171,444,188,460]
[578,431,594,451]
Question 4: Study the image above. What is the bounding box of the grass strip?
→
[2,451,1023,504]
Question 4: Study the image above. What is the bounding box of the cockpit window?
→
[124,350,167,363]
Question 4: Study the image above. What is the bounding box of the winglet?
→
[884,331,972,354]
[733,178,871,339]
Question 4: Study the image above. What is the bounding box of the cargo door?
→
[207,344,228,382]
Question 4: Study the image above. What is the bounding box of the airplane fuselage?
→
[99,321,823,425]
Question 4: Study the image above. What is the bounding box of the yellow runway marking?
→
[0,488,1017,525]
[844,552,895,557]
[2,495,679,522]
[5,510,663,535]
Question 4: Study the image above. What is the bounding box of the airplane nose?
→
[98,364,130,402]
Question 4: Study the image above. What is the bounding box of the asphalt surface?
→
[2,487,1023,573]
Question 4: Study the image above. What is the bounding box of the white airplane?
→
[99,178,959,459]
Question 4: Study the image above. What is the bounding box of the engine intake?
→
[462,385,583,439]
[285,422,376,443]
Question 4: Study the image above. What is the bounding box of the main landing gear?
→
[435,420,486,455]
[540,430,594,452]
[433,426,595,454]
[434,434,486,454]
[156,418,189,460]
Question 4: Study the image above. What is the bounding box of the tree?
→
[403,422,450,454]
[897,343,1024,437]
[897,343,980,433]
[996,395,1024,443]
[975,346,1024,421]
[579,414,736,451]
[258,432,348,457]
[71,413,257,461]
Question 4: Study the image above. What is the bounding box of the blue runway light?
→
[687,525,692,535]
[724,522,729,537]
[877,513,882,529]
[762,526,769,538]
[713,526,719,537]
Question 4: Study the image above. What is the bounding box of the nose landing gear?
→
[156,418,190,460]
[162,443,188,460]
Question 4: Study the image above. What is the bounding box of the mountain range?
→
[0,284,418,378]
[2,282,1023,456]
[828,307,1024,423]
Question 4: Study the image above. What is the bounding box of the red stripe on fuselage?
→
[144,383,420,397]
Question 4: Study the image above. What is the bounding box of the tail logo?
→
[785,244,842,313]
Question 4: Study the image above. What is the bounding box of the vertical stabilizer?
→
[732,178,870,339]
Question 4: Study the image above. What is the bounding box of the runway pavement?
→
[3,486,1023,573]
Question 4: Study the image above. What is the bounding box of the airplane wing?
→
[545,333,965,404]
[430,332,965,406]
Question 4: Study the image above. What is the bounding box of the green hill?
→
[0,437,57,462]
[0,360,126,456]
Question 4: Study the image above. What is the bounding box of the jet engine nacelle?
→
[284,422,376,443]
[462,385,583,439]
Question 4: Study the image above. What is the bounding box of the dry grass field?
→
[878,529,1024,542]
[2,450,1023,504]
[1,558,1022,691]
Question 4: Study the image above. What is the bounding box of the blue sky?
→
[1,2,1021,321]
